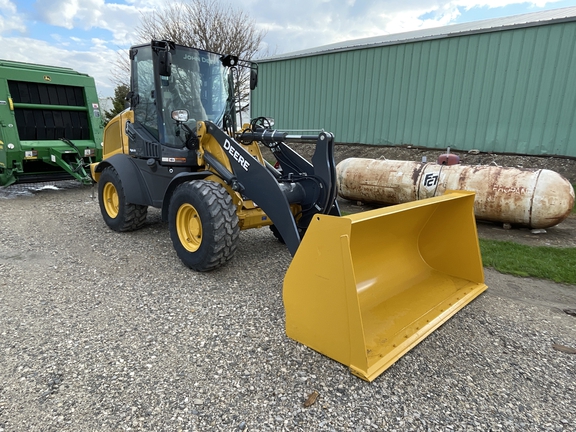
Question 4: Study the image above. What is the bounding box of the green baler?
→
[0,60,103,186]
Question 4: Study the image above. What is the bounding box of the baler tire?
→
[98,166,148,232]
[169,180,239,272]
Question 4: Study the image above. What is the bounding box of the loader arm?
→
[238,128,341,224]
[198,121,340,255]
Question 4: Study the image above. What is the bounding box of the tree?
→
[138,0,265,61]
[112,0,267,112]
[103,84,130,124]
[110,51,131,89]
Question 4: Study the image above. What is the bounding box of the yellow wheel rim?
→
[102,182,119,218]
[176,203,202,252]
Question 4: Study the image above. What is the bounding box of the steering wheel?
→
[250,116,272,131]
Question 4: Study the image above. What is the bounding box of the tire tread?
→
[98,166,148,232]
[170,180,239,271]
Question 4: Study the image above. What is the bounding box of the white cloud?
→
[34,0,102,30]
[0,35,123,97]
[3,0,565,98]
[0,0,26,35]
[0,0,17,12]
[238,0,563,54]
[98,3,150,44]
[33,0,151,45]
[122,0,164,6]
[28,0,565,56]
[455,0,558,9]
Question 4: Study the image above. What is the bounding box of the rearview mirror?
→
[250,67,258,90]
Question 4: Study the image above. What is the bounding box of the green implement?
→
[0,60,103,186]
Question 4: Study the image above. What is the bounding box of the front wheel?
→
[169,180,239,271]
[98,166,147,232]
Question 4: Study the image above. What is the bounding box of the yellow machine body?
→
[195,121,289,230]
[283,190,487,381]
[91,113,299,232]
[90,110,133,182]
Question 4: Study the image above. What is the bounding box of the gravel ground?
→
[1,182,575,431]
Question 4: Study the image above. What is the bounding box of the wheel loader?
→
[91,40,487,381]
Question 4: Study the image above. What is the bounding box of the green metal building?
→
[252,7,576,157]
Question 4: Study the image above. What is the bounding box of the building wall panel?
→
[253,21,576,157]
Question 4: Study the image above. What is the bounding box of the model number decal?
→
[223,139,250,171]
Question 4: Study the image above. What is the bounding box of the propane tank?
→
[337,158,575,229]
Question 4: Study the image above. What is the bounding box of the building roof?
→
[259,6,576,63]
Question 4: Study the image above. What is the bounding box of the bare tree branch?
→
[107,0,267,113]
[110,49,131,88]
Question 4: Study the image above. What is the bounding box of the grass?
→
[479,239,576,285]
[479,182,575,283]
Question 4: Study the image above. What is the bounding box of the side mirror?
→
[124,91,133,108]
[171,110,189,123]
[159,51,172,77]
[250,67,258,90]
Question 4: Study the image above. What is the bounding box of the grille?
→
[8,81,85,106]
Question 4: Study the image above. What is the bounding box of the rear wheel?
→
[169,180,239,271]
[98,166,148,232]
[269,224,285,244]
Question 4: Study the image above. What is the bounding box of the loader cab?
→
[129,41,234,149]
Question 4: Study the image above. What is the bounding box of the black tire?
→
[98,166,148,232]
[269,224,285,244]
[168,180,239,271]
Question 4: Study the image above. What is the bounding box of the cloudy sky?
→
[2,0,575,98]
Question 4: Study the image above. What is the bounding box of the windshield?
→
[160,46,230,146]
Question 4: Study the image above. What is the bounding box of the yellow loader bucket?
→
[283,191,487,382]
